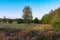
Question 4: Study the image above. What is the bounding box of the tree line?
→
[0,17,41,24]
[0,6,42,24]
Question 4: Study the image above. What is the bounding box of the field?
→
[0,23,54,30]
[0,23,36,31]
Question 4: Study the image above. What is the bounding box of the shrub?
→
[3,18,7,23]
[52,21,60,28]
[33,18,40,24]
[17,18,24,24]
[8,19,13,23]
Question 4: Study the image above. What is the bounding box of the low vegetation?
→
[0,28,60,40]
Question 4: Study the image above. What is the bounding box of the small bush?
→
[8,19,13,23]
[52,21,60,28]
[17,19,24,24]
[33,18,40,24]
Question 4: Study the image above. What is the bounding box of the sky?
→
[0,0,60,19]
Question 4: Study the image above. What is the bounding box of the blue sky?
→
[0,0,60,19]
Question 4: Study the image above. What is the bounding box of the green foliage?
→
[33,18,40,24]
[3,18,7,23]
[41,16,52,24]
[8,19,13,23]
[41,7,60,24]
[2,16,7,23]
[17,18,24,24]
[52,21,60,28]
[22,6,33,24]
[23,19,32,24]
[23,6,33,20]
[0,18,2,22]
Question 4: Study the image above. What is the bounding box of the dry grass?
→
[0,23,55,31]
[32,24,53,30]
[0,23,36,31]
